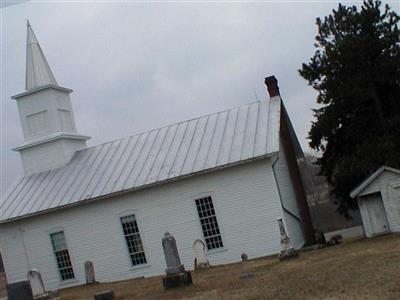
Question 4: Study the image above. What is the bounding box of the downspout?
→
[19,227,31,270]
[271,154,301,222]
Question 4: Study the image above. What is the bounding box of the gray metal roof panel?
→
[1,99,281,223]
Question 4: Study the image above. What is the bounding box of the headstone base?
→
[7,280,34,300]
[34,294,50,300]
[279,247,299,260]
[162,271,192,288]
[94,290,115,300]
[195,262,210,269]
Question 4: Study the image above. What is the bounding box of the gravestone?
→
[161,232,192,288]
[94,290,115,300]
[85,260,96,284]
[27,269,46,298]
[163,232,185,275]
[6,280,34,300]
[277,218,298,260]
[193,239,209,269]
[239,272,254,279]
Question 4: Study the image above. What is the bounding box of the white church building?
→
[0,23,314,291]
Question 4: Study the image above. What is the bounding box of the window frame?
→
[117,210,150,269]
[193,193,225,252]
[48,229,76,283]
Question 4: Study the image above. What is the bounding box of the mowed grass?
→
[60,234,400,300]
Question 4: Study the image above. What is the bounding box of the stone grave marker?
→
[277,218,298,260]
[84,260,96,284]
[239,272,254,279]
[94,290,115,300]
[162,232,192,288]
[193,239,209,269]
[27,269,46,298]
[241,252,248,262]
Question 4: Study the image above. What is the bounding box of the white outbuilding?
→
[350,166,400,238]
[1,23,315,291]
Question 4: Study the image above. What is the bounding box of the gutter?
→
[0,153,277,225]
[271,154,301,222]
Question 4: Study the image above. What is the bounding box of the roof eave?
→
[0,153,278,225]
[13,133,90,151]
[11,84,72,99]
[350,166,400,198]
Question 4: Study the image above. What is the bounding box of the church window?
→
[50,231,75,281]
[195,196,224,250]
[120,214,147,266]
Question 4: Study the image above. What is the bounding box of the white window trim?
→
[192,192,227,253]
[116,209,151,270]
[47,228,77,284]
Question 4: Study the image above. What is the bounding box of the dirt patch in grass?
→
[60,234,400,299]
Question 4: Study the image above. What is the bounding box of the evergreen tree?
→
[299,0,400,217]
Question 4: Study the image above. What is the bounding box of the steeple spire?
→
[26,20,58,90]
[12,21,90,175]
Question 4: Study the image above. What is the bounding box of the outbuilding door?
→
[364,193,389,236]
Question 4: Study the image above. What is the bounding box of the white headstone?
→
[85,260,96,284]
[193,239,209,269]
[27,269,45,297]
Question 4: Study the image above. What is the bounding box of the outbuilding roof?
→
[1,99,281,223]
[350,166,400,198]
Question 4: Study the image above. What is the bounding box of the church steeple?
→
[26,20,58,90]
[11,22,90,176]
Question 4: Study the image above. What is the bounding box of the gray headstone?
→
[193,239,209,269]
[85,260,96,284]
[162,232,185,275]
[277,218,298,260]
[7,280,34,300]
[94,290,115,300]
[241,252,248,262]
[27,269,45,298]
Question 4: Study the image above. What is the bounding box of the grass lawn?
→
[60,234,400,300]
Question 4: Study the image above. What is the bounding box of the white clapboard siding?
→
[0,159,284,291]
[273,140,305,249]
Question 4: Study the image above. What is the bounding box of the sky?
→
[1,1,397,193]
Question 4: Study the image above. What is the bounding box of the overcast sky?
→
[2,1,397,193]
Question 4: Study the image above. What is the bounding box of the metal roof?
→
[26,21,58,90]
[1,99,281,223]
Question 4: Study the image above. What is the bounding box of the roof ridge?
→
[81,100,264,152]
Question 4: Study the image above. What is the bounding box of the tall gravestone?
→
[27,269,46,298]
[277,218,298,260]
[84,260,96,284]
[193,239,209,269]
[162,232,192,288]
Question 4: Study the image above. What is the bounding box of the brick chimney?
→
[264,76,280,98]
